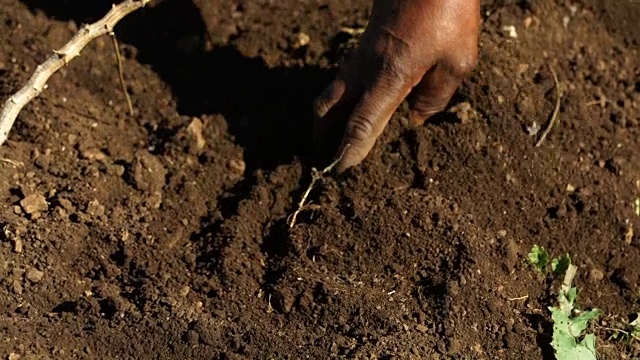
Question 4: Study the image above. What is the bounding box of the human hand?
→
[313,0,480,172]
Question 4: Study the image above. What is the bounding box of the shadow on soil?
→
[20,0,335,174]
[20,0,337,309]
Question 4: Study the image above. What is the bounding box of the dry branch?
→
[0,0,151,146]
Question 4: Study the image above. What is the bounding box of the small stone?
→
[448,102,477,123]
[228,159,246,175]
[566,184,576,192]
[589,269,604,282]
[109,164,125,177]
[293,32,310,48]
[86,199,105,217]
[8,353,20,360]
[11,280,23,295]
[179,286,190,297]
[415,324,428,333]
[523,17,533,29]
[13,205,21,214]
[57,198,75,212]
[501,25,518,38]
[20,193,48,215]
[80,148,107,162]
[12,238,23,253]
[497,230,507,238]
[186,117,206,153]
[25,267,44,283]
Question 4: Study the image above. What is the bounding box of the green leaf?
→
[570,309,603,335]
[550,307,601,360]
[630,314,640,336]
[552,254,572,276]
[527,245,549,272]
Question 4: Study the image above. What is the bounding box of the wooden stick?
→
[0,0,151,146]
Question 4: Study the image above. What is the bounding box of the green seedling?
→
[526,245,570,276]
[547,255,601,360]
[526,246,603,359]
[527,244,550,273]
[551,253,571,277]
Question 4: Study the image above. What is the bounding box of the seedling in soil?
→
[526,246,602,359]
[527,244,550,273]
[548,261,601,360]
[526,245,570,276]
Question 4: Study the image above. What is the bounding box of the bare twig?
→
[507,295,529,301]
[535,64,562,147]
[0,0,151,146]
[287,146,349,229]
[109,32,134,115]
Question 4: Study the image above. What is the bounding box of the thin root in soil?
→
[535,64,562,147]
[287,146,349,229]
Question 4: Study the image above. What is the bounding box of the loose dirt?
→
[0,0,639,358]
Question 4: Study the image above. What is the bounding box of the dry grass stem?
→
[535,64,562,147]
[110,32,134,115]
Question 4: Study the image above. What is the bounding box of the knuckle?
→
[345,117,374,143]
[380,55,411,82]
[450,50,478,78]
[371,33,414,83]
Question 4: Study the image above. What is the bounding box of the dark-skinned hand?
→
[313,0,480,172]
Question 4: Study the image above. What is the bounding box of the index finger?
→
[334,66,412,172]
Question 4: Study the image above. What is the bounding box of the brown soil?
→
[0,0,639,359]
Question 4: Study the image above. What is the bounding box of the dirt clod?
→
[12,238,23,253]
[589,268,605,282]
[20,193,48,215]
[132,150,166,209]
[25,267,44,283]
[86,199,105,217]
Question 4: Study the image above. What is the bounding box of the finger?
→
[407,63,464,126]
[335,68,412,172]
[312,79,348,152]
[312,55,364,156]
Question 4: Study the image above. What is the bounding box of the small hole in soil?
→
[98,298,118,319]
[52,300,78,313]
